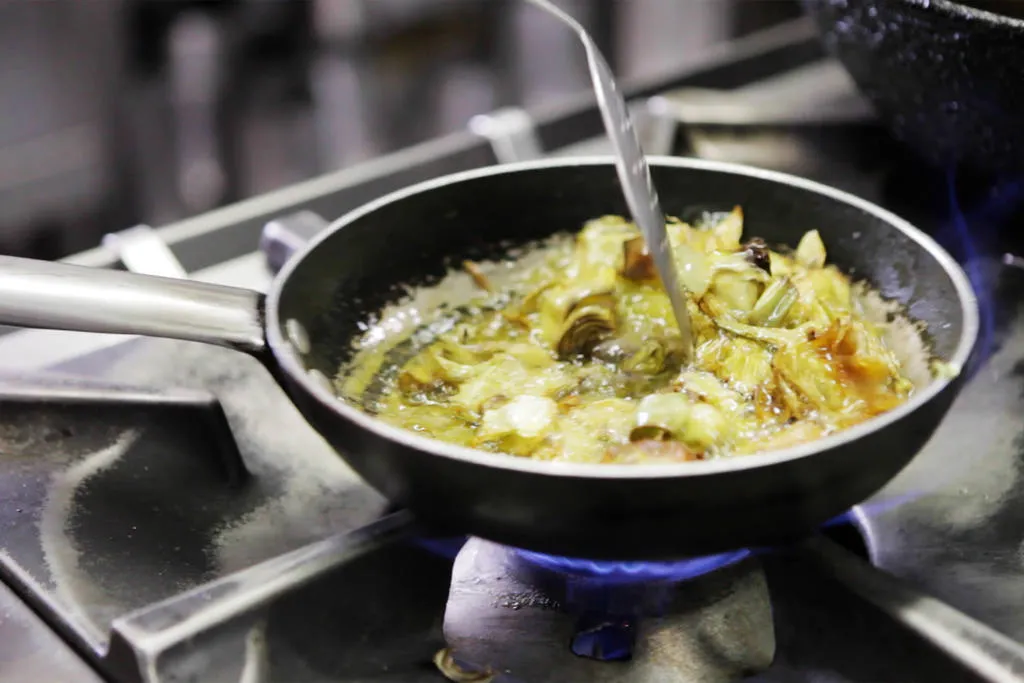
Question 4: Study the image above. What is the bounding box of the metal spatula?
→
[525,0,695,358]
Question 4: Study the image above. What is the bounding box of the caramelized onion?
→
[622,236,657,281]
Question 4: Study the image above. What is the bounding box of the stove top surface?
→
[3,27,1024,683]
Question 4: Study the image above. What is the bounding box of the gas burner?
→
[442,538,774,683]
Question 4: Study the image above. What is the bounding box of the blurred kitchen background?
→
[0,0,801,260]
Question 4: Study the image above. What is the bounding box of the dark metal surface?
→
[803,0,1024,173]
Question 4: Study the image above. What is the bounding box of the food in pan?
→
[340,208,941,465]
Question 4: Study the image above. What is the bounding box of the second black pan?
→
[803,0,1024,174]
[0,158,978,560]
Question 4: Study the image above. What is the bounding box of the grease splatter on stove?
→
[38,429,139,643]
[100,339,389,574]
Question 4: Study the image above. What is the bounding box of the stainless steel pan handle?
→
[0,256,265,354]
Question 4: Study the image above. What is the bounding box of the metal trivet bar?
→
[0,374,250,660]
[104,511,416,683]
[796,537,1024,683]
[0,372,246,485]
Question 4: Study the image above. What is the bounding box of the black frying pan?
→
[803,0,1024,174]
[0,158,978,561]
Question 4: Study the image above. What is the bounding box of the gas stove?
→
[3,17,1024,683]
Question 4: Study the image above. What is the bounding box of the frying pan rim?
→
[266,156,979,480]
[892,0,1024,27]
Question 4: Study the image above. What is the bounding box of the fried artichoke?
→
[359,209,931,465]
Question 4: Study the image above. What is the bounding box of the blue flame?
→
[515,547,752,584]
[411,536,467,559]
[941,167,1006,368]
[516,508,861,582]
[821,509,856,528]
[412,508,887,582]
